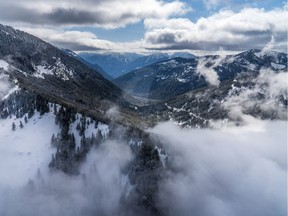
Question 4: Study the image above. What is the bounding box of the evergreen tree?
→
[28,108,34,119]
[53,104,57,115]
[12,122,16,131]
[19,121,24,129]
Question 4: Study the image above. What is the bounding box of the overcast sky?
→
[0,0,286,53]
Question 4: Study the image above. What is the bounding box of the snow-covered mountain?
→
[0,24,146,126]
[0,24,166,214]
[78,52,195,78]
[113,49,287,100]
[139,67,287,127]
[0,24,287,216]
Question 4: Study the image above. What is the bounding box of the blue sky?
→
[0,0,286,53]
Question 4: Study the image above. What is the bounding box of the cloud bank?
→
[0,0,188,29]
[144,7,287,52]
[0,138,133,216]
[221,69,288,123]
[151,120,287,216]
[0,108,286,216]
[1,1,286,52]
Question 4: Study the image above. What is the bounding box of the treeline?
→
[49,106,107,174]
[0,89,49,119]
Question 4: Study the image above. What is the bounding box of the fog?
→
[196,57,221,86]
[0,73,12,100]
[0,66,287,215]
[151,120,287,216]
[0,115,286,215]
[0,139,133,216]
[221,69,288,123]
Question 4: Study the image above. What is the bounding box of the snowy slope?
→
[0,111,59,187]
[114,49,287,100]
[0,104,111,187]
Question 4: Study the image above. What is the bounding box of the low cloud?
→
[0,139,133,216]
[0,74,12,100]
[221,69,288,123]
[150,120,286,216]
[196,57,221,86]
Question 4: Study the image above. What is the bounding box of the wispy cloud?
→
[196,57,221,86]
[0,74,13,100]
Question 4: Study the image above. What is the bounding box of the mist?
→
[0,115,286,216]
[151,120,287,216]
[0,64,287,215]
[0,73,12,100]
[196,57,221,86]
[0,139,133,216]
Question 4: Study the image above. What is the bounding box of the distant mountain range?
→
[113,49,287,100]
[62,49,112,80]
[78,52,195,78]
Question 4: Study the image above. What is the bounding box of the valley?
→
[0,23,287,216]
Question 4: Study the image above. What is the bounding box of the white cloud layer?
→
[150,120,287,216]
[0,1,286,53]
[221,69,288,123]
[0,0,188,29]
[144,7,287,51]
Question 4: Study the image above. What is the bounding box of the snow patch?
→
[0,60,9,71]
[2,85,19,100]
[177,78,188,83]
[34,65,54,79]
[159,59,178,65]
[69,114,109,148]
[271,62,286,70]
[155,146,167,167]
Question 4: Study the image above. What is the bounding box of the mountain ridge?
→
[113,49,287,100]
[78,51,195,78]
[0,24,144,128]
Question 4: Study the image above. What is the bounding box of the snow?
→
[159,59,178,65]
[128,139,142,147]
[2,85,19,100]
[34,65,54,79]
[0,111,59,187]
[0,73,17,100]
[271,62,286,70]
[1,29,10,36]
[0,60,9,71]
[69,114,110,148]
[97,122,110,137]
[155,146,167,167]
[120,174,134,198]
[55,58,74,81]
[246,62,257,71]
[177,78,188,83]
